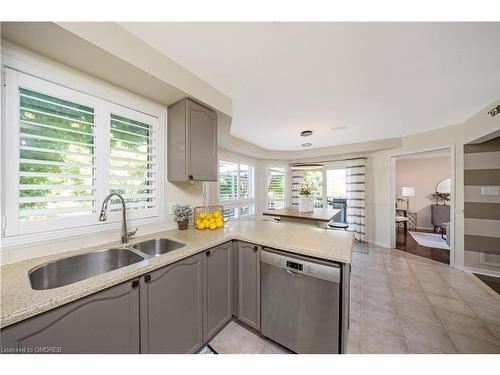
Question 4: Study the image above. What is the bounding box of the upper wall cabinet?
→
[168,98,218,182]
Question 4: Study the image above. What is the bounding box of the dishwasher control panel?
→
[286,260,303,272]
[260,249,340,283]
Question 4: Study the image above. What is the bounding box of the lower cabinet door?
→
[203,242,232,341]
[1,280,140,354]
[140,253,203,353]
[237,241,261,331]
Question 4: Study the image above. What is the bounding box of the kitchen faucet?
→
[99,193,137,244]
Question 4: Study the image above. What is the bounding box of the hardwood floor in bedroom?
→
[395,229,450,265]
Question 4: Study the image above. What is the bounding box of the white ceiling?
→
[121,22,500,151]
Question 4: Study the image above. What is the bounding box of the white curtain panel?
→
[345,158,366,242]
[291,169,305,207]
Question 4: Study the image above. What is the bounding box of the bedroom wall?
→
[396,156,451,230]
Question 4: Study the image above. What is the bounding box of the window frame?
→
[1,66,165,246]
[217,159,256,220]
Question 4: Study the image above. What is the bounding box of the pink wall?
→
[396,156,450,229]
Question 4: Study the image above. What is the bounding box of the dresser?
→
[431,204,450,231]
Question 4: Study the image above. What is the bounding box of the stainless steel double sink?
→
[29,238,185,290]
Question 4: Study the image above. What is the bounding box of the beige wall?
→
[396,156,450,229]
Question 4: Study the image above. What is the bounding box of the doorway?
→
[390,148,454,265]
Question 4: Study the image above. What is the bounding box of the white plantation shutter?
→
[108,106,159,220]
[267,167,286,210]
[218,160,255,220]
[219,161,238,201]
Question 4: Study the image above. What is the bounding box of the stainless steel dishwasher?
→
[261,248,342,354]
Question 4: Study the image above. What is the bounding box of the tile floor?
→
[206,244,500,354]
[209,320,291,354]
[348,244,500,353]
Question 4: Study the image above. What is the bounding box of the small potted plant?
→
[298,182,314,212]
[173,204,192,230]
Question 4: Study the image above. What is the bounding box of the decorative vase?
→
[299,196,314,212]
[177,219,189,230]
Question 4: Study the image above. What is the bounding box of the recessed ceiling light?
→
[300,130,313,137]
[330,126,346,131]
[301,143,312,148]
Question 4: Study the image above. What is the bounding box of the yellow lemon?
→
[196,218,202,226]
[203,219,209,226]
[197,222,205,230]
[209,223,217,230]
[216,221,223,228]
[214,211,221,217]
[199,213,206,220]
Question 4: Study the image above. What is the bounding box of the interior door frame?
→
[388,145,456,268]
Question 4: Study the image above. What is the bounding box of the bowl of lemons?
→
[195,210,224,230]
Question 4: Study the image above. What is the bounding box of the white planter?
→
[299,196,314,212]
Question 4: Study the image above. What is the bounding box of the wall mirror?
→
[436,178,451,194]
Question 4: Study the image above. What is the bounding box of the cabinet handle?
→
[205,250,211,257]
[253,246,258,252]
[188,175,193,180]
[131,279,139,289]
[144,274,151,283]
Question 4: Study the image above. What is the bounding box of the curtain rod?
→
[290,156,367,165]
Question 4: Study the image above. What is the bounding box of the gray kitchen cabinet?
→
[168,98,217,182]
[0,279,140,354]
[140,253,203,354]
[237,241,261,331]
[203,242,232,341]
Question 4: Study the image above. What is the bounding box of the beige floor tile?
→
[385,265,413,277]
[350,300,361,322]
[363,275,393,296]
[363,263,389,275]
[346,343,362,354]
[351,274,362,288]
[347,320,360,347]
[361,304,405,336]
[362,288,397,313]
[395,300,443,328]
[455,289,500,312]
[402,318,458,353]
[427,294,476,318]
[413,270,449,287]
[449,332,500,354]
[351,265,362,277]
[259,340,291,354]
[407,339,444,354]
[435,310,500,346]
[420,281,460,299]
[359,327,409,354]
[487,323,500,341]
[391,287,431,306]
[350,286,361,302]
[388,275,422,291]
[469,304,500,326]
[209,321,264,354]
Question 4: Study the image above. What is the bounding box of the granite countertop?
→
[0,220,353,329]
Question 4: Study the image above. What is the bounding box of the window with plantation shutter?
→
[2,68,163,241]
[267,167,286,210]
[108,109,158,218]
[218,160,255,221]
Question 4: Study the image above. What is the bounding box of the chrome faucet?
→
[99,193,137,244]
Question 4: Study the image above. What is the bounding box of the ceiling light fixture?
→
[290,162,324,170]
[300,130,313,137]
[301,143,312,148]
